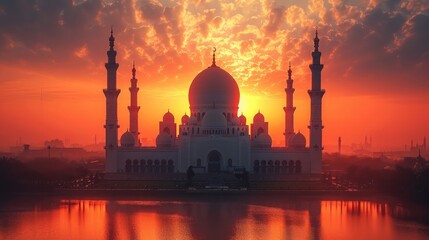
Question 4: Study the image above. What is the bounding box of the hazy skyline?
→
[1,0,428,151]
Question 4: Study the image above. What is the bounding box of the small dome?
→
[120,131,135,147]
[181,113,189,125]
[230,116,240,126]
[239,114,246,125]
[163,110,174,122]
[201,110,227,128]
[253,132,272,148]
[286,133,296,146]
[253,111,265,123]
[156,132,172,148]
[289,132,306,148]
[189,115,198,125]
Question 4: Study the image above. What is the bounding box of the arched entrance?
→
[207,150,222,173]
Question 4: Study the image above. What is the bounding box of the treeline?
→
[0,157,90,192]
[323,153,429,202]
[323,153,391,171]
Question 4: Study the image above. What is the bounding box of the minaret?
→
[308,29,325,172]
[103,28,121,173]
[128,62,140,146]
[284,62,296,147]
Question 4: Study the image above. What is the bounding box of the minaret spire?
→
[314,27,319,52]
[308,28,325,173]
[284,61,296,147]
[132,60,136,78]
[128,61,140,146]
[109,26,115,51]
[104,28,121,172]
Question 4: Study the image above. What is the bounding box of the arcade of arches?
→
[125,159,174,174]
[253,160,302,174]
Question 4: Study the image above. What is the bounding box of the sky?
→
[0,0,428,152]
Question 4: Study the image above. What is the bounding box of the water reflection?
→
[0,197,428,240]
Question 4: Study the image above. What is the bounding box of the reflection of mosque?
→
[103,29,326,180]
[103,198,322,240]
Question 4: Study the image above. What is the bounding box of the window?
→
[228,158,232,167]
[289,160,295,174]
[253,160,260,173]
[133,159,139,173]
[281,160,288,174]
[125,159,132,173]
[274,160,280,174]
[140,159,146,173]
[168,160,174,173]
[295,160,302,174]
[268,160,274,174]
[147,160,153,173]
[154,160,160,173]
[261,160,267,174]
[197,158,202,167]
[161,160,167,173]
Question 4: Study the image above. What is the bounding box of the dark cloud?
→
[323,2,429,94]
[396,14,429,63]
[0,0,428,96]
[263,6,285,37]
[139,0,163,22]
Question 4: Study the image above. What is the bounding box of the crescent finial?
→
[212,47,217,66]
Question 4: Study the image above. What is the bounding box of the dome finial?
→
[212,47,217,67]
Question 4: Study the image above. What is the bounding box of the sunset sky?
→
[0,0,428,152]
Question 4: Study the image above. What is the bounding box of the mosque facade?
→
[103,30,325,177]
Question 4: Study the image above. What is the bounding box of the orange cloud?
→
[0,0,428,151]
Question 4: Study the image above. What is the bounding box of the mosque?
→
[103,30,325,180]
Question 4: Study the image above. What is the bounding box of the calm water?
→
[0,195,429,240]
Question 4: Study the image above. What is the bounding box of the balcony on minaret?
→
[308,89,325,97]
[128,106,141,111]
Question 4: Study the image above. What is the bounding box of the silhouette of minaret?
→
[128,62,140,146]
[338,136,342,155]
[103,28,121,173]
[284,62,296,147]
[308,28,325,173]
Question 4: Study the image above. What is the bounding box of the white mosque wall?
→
[117,147,178,174]
[178,134,251,172]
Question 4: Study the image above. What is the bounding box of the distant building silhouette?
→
[338,136,341,155]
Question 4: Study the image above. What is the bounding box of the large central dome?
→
[188,65,240,112]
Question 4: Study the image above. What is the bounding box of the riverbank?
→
[0,188,399,203]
